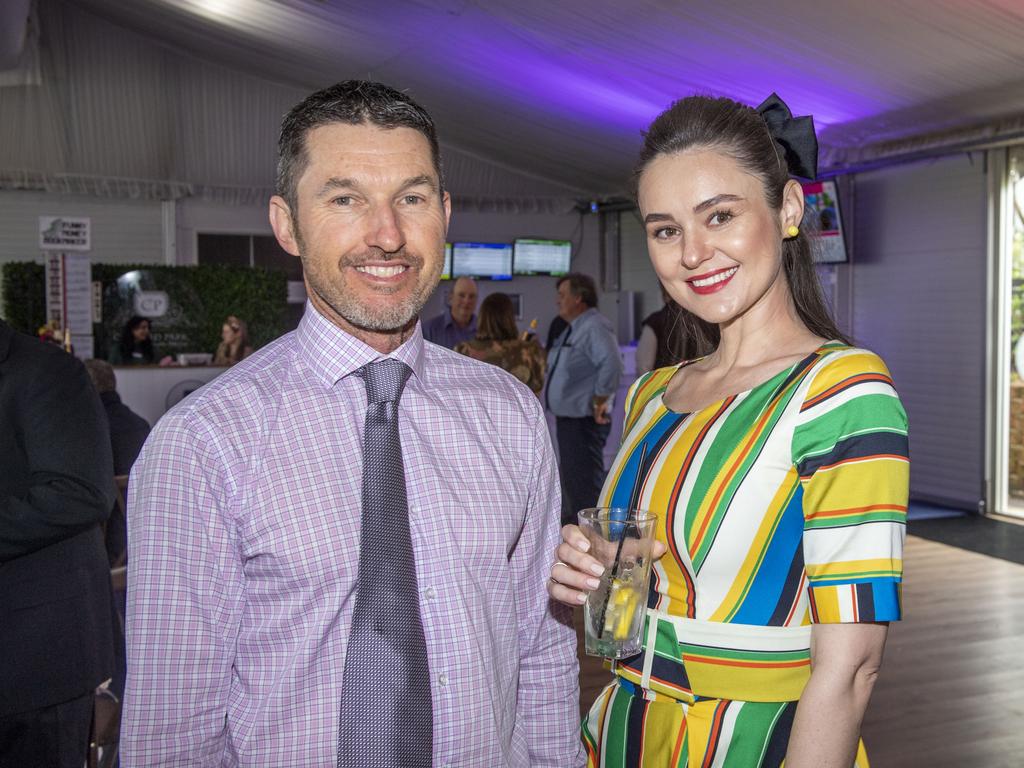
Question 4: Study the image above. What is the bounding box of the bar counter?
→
[113,364,230,426]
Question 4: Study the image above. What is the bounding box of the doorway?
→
[991,147,1024,517]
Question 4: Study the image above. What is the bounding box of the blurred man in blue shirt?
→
[545,273,623,525]
[423,276,477,348]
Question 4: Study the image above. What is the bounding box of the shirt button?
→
[438,673,448,686]
[424,587,437,600]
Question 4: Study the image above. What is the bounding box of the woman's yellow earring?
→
[786,225,800,238]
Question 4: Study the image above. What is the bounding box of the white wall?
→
[0,189,164,266]
[850,153,987,511]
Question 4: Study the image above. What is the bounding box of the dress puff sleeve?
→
[791,347,909,623]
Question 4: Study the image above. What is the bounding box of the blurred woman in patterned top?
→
[455,292,545,394]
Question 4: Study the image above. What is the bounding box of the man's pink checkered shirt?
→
[121,304,585,767]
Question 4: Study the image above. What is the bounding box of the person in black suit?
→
[83,359,150,476]
[84,358,150,703]
[84,358,150,563]
[0,320,116,767]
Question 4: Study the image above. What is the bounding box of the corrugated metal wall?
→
[0,190,163,265]
[851,154,988,510]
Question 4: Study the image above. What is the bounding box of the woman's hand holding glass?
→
[547,523,667,607]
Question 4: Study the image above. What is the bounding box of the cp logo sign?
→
[133,291,169,318]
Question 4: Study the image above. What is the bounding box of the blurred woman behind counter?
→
[109,316,170,365]
[213,315,253,367]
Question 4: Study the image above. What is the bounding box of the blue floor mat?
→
[907,501,967,520]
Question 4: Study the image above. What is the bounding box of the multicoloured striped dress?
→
[582,342,908,767]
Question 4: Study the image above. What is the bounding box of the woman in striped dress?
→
[548,94,908,768]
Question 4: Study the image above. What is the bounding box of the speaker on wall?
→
[600,211,620,292]
[615,290,641,346]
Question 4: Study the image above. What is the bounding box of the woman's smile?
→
[686,265,739,294]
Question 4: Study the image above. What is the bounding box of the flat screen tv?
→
[513,238,571,276]
[441,243,452,280]
[451,241,513,281]
[801,179,848,264]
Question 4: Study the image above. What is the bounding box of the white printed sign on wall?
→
[39,216,91,251]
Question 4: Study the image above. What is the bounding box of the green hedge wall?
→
[0,261,47,335]
[1,261,287,356]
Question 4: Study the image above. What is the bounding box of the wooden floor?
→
[575,535,1024,767]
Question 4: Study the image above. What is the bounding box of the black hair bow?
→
[756,93,818,180]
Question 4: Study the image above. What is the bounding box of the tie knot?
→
[357,358,412,405]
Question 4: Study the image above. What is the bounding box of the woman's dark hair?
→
[476,293,518,342]
[119,315,154,363]
[634,95,849,357]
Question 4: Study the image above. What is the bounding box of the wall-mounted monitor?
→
[513,238,571,276]
[801,180,848,264]
[441,243,452,280]
[451,241,513,281]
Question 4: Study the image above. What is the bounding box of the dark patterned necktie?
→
[337,358,432,767]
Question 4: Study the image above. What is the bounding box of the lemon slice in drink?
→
[602,578,640,641]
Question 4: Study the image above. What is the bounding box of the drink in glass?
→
[577,507,657,659]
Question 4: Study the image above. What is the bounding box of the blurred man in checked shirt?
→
[121,81,585,767]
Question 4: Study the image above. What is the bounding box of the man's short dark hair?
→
[557,273,598,308]
[276,80,443,213]
[84,358,116,394]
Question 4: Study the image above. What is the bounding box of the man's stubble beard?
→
[299,240,443,333]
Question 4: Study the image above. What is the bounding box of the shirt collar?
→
[296,301,426,390]
[570,307,597,329]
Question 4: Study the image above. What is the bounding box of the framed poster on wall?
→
[801,180,848,263]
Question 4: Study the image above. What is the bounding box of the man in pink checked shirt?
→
[121,81,585,767]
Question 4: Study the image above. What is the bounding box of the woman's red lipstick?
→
[686,266,738,295]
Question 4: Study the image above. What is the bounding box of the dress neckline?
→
[658,341,837,416]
